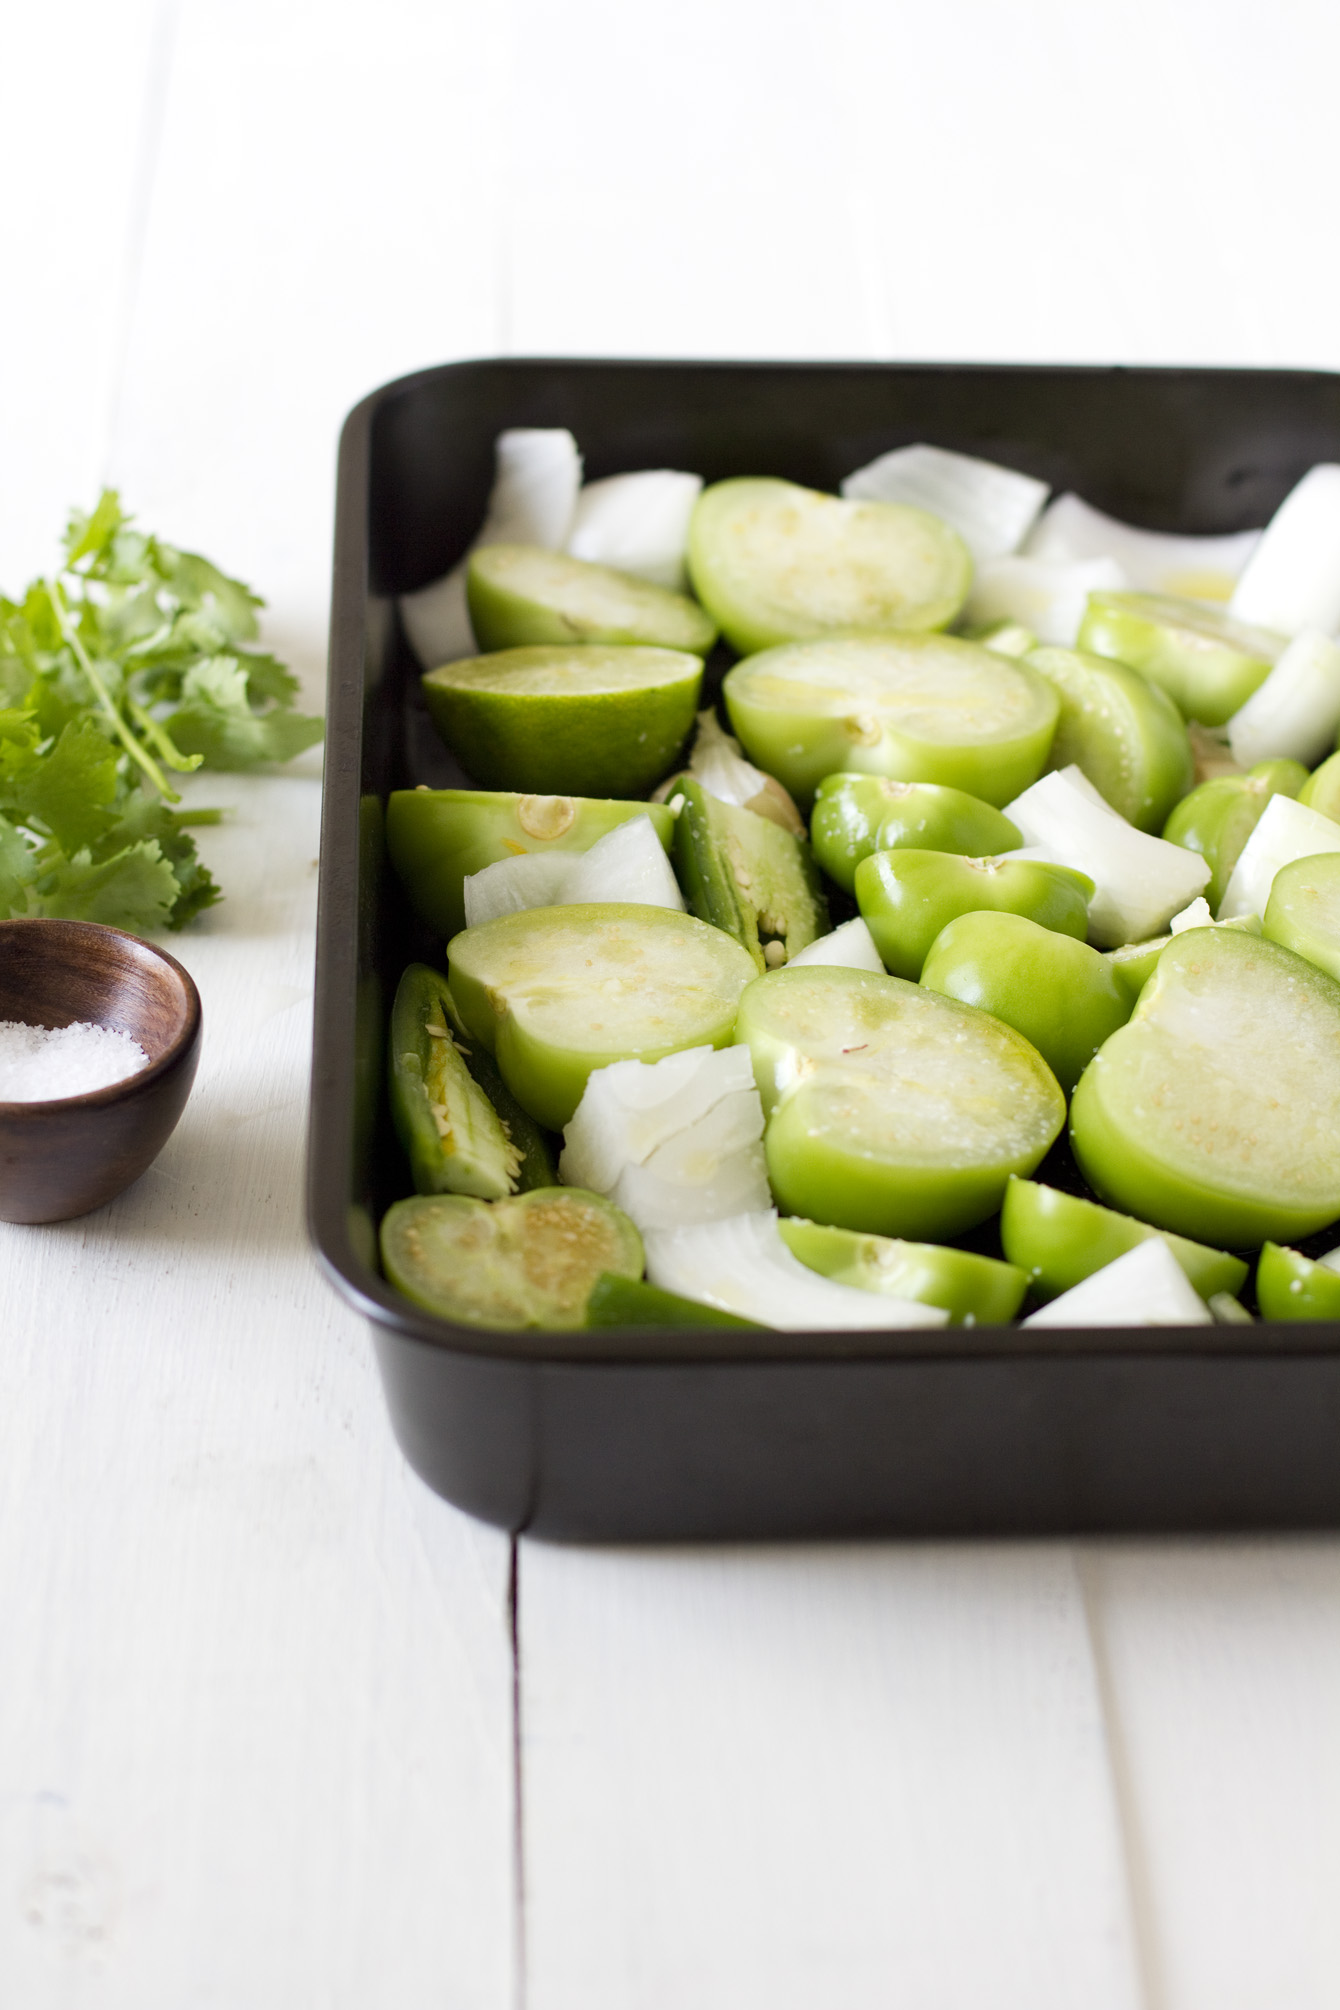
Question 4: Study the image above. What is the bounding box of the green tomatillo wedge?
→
[1263,851,1340,982]
[1162,762,1310,912]
[1105,935,1173,1003]
[584,1272,762,1329]
[1105,914,1265,1005]
[920,910,1131,1094]
[999,1177,1248,1302]
[672,777,828,972]
[387,788,676,941]
[965,618,1038,658]
[735,965,1065,1240]
[855,848,1093,981]
[421,643,702,798]
[1298,750,1340,822]
[809,774,1021,895]
[380,1188,643,1330]
[777,1217,1027,1325]
[1070,928,1340,1247]
[687,476,972,656]
[1255,1241,1340,1321]
[1078,590,1285,727]
[1025,644,1193,832]
[446,903,757,1130]
[723,634,1060,809]
[465,542,717,657]
[388,963,555,1198]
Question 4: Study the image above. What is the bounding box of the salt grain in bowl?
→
[0,1019,151,1102]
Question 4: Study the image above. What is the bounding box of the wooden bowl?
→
[0,918,203,1224]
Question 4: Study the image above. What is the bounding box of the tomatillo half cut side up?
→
[466,542,718,657]
[421,643,703,798]
[687,476,972,656]
[1078,589,1285,727]
[1255,1241,1340,1321]
[1025,644,1193,832]
[809,774,1021,895]
[446,903,758,1130]
[735,965,1065,1240]
[919,910,1131,1094]
[777,1217,1028,1325]
[380,1188,643,1330]
[722,634,1060,808]
[999,1177,1248,1301]
[386,789,677,943]
[855,849,1093,981]
[1070,928,1340,1247]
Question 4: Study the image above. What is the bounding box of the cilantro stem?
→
[48,577,180,803]
[127,696,204,774]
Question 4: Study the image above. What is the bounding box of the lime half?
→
[422,643,704,797]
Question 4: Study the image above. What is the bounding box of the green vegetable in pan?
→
[388,963,554,1197]
[380,1188,642,1329]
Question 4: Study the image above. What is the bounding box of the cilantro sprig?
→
[0,492,323,930]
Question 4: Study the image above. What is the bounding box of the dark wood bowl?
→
[0,918,203,1224]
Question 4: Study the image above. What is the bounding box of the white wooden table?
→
[4,4,1340,2003]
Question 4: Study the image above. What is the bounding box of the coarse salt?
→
[0,1019,151,1102]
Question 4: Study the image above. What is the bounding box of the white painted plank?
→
[110,0,516,693]
[835,0,1340,369]
[506,0,883,360]
[519,1541,1145,2010]
[1083,1541,1340,2010]
[0,0,523,2000]
[0,0,168,587]
[0,769,518,2008]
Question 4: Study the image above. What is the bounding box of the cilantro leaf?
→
[166,655,324,770]
[0,490,324,933]
[0,813,36,912]
[94,792,222,928]
[0,718,120,852]
[25,840,182,932]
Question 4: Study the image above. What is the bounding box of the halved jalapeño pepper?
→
[673,777,828,971]
[388,963,555,1198]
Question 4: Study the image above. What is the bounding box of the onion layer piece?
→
[841,443,1048,566]
[1231,465,1340,635]
[1022,1239,1211,1328]
[1004,766,1210,947]
[643,1210,949,1330]
[400,429,583,667]
[566,470,703,592]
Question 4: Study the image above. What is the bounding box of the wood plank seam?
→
[1075,1546,1166,2010]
